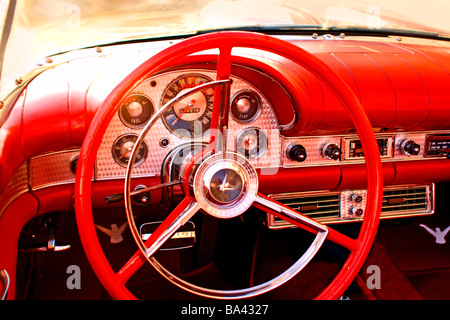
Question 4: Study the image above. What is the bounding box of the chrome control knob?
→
[351,207,364,216]
[323,143,341,160]
[287,144,307,162]
[351,193,363,203]
[401,140,420,156]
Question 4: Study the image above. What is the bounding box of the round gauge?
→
[119,94,154,128]
[230,91,261,123]
[112,133,148,167]
[235,127,268,160]
[162,74,214,138]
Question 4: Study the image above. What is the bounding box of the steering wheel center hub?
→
[193,152,258,219]
[208,167,244,204]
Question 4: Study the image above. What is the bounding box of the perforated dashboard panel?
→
[95,69,281,180]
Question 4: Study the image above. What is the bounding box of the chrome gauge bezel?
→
[118,94,154,129]
[235,127,268,160]
[111,133,148,168]
[230,90,262,124]
[161,73,214,139]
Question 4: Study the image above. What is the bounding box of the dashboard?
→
[1,34,450,227]
[10,61,449,229]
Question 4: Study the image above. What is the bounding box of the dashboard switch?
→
[287,144,307,162]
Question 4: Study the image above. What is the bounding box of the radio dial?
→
[323,143,341,160]
[402,140,420,156]
[287,144,307,162]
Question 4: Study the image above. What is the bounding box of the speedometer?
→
[161,74,214,138]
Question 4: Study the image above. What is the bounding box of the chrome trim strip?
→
[144,201,200,258]
[29,149,80,191]
[257,193,327,232]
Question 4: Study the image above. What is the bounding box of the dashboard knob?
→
[323,143,341,160]
[402,140,421,156]
[69,156,79,174]
[287,144,307,162]
[351,194,363,203]
[351,207,364,216]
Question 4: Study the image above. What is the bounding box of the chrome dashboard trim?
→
[266,183,435,228]
[282,130,450,168]
[29,149,81,191]
[0,163,28,217]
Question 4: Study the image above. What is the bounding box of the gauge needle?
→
[240,137,252,147]
[172,99,196,125]
[119,148,132,159]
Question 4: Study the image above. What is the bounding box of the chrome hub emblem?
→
[193,153,258,219]
[208,168,244,204]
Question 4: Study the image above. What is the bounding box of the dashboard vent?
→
[267,192,340,229]
[381,185,432,217]
[266,184,434,229]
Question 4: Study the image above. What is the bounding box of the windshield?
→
[1,0,450,96]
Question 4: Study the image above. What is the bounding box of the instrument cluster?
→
[95,70,281,180]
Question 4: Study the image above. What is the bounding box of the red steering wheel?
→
[74,31,383,300]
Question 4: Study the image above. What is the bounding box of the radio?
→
[343,136,393,160]
[425,134,450,157]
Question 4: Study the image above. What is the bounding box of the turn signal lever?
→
[105,180,182,204]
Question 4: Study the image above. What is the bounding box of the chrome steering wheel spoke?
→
[142,199,200,258]
[255,192,328,234]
